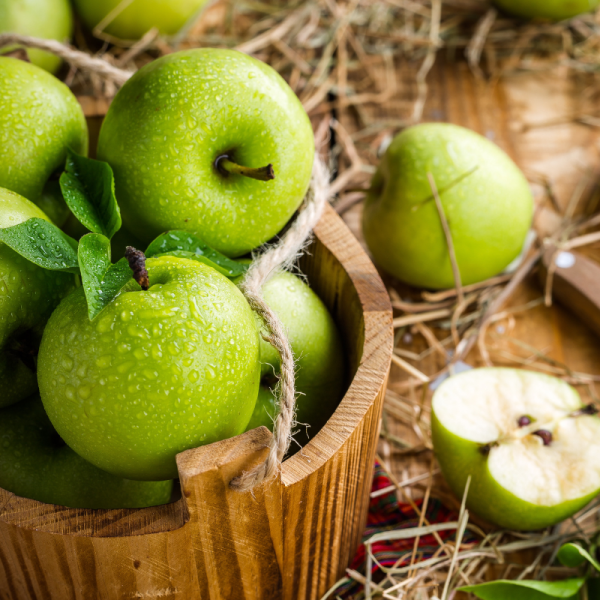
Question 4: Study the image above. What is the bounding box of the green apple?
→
[493,0,600,20]
[362,123,533,289]
[97,48,314,257]
[243,272,346,443]
[0,0,73,73]
[0,57,88,206]
[0,395,172,508]
[0,187,75,408]
[38,255,261,481]
[72,0,209,40]
[432,368,600,530]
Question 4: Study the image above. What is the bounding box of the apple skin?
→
[0,187,75,408]
[493,0,600,20]
[38,255,261,481]
[362,123,533,289]
[243,272,346,443]
[97,49,314,257]
[0,0,73,73]
[431,411,598,530]
[0,395,173,508]
[72,0,209,40]
[0,57,88,206]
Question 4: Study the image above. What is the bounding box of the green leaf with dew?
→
[59,149,121,239]
[78,233,135,320]
[150,250,236,278]
[0,218,79,272]
[145,230,247,278]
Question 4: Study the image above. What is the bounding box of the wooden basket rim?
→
[280,204,392,486]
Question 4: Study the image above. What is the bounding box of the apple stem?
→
[571,404,599,417]
[215,155,275,182]
[125,247,149,291]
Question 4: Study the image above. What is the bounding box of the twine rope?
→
[232,158,329,492]
[0,34,331,491]
[0,33,133,85]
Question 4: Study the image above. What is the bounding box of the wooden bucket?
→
[0,204,393,600]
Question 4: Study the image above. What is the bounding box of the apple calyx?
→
[124,246,149,290]
[215,154,275,182]
[572,404,599,417]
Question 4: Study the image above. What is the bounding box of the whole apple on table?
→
[0,50,346,505]
[362,122,533,290]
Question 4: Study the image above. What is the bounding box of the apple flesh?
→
[0,395,172,508]
[97,48,314,257]
[72,0,209,41]
[0,57,88,205]
[0,187,75,408]
[244,272,346,444]
[0,0,73,73]
[362,123,533,289]
[38,255,261,481]
[432,368,600,530]
[493,0,600,20]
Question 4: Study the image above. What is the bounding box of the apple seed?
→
[517,415,532,427]
[532,429,553,446]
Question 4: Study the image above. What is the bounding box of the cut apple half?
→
[432,368,600,531]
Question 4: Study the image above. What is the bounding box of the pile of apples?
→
[0,49,346,508]
[3,0,600,533]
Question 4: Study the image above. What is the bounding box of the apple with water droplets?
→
[243,271,346,445]
[97,48,314,257]
[0,395,173,508]
[38,255,261,481]
[432,368,600,530]
[0,57,88,211]
[0,187,75,408]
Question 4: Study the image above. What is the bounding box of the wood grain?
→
[0,205,393,600]
[539,247,600,339]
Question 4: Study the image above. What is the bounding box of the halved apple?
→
[432,368,600,530]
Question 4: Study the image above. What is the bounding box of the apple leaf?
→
[78,234,135,320]
[0,218,79,272]
[558,543,600,571]
[59,149,122,239]
[458,578,585,600]
[145,231,247,278]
